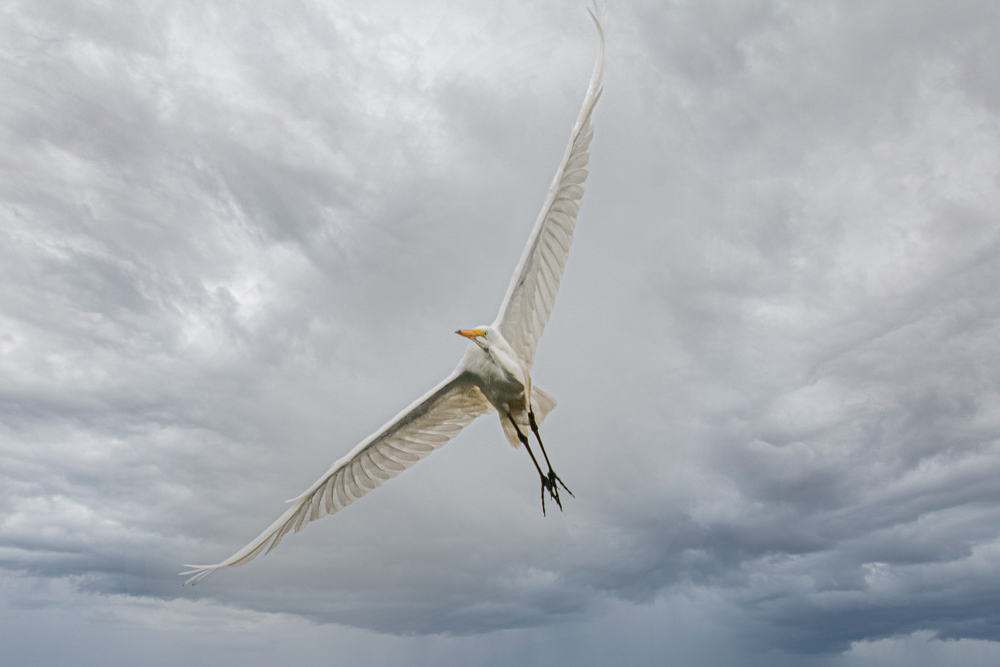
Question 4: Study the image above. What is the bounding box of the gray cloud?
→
[3,0,1000,663]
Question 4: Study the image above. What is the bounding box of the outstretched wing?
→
[493,11,605,370]
[182,371,490,584]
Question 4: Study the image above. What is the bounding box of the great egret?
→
[182,11,604,585]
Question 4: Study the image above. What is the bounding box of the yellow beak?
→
[456,329,487,339]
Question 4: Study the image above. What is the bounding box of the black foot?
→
[528,409,573,505]
[537,470,564,516]
[547,469,574,499]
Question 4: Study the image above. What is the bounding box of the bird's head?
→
[455,326,491,350]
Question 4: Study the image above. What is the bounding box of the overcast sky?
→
[4,0,1000,665]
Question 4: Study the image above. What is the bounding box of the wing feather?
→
[493,11,605,369]
[181,372,490,584]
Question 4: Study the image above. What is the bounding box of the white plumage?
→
[182,10,604,585]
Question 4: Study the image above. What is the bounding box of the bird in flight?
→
[182,10,604,585]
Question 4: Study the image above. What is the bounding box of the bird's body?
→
[454,326,559,451]
[460,326,530,415]
[182,10,604,585]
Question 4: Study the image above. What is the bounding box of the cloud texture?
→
[4,0,1000,664]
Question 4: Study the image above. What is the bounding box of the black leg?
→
[508,412,561,514]
[528,411,573,498]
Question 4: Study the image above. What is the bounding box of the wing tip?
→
[586,4,603,34]
[179,564,222,585]
[572,5,606,141]
[587,3,606,69]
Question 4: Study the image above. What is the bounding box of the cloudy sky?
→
[4,0,1000,664]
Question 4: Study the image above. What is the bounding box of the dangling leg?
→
[528,410,573,498]
[507,412,561,514]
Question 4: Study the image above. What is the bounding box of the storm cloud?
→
[4,0,1000,664]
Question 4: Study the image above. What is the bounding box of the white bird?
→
[182,11,605,585]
